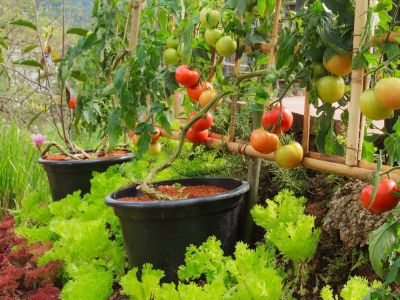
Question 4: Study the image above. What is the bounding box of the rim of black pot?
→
[105,177,250,208]
[38,151,134,166]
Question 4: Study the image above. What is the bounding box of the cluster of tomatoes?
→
[163,38,182,65]
[359,77,400,120]
[249,107,303,169]
[176,67,303,170]
[313,49,400,120]
[313,49,352,104]
[174,65,216,143]
[129,127,162,155]
[163,7,238,66]
[199,8,237,58]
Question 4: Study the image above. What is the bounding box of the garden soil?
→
[44,150,129,161]
[118,185,228,202]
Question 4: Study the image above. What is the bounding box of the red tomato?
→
[186,128,208,144]
[151,127,161,143]
[261,106,293,133]
[250,128,280,154]
[187,82,207,101]
[69,96,77,110]
[360,179,399,213]
[175,65,200,87]
[187,112,213,132]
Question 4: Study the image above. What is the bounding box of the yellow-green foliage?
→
[321,276,382,300]
[251,189,320,263]
[120,237,283,300]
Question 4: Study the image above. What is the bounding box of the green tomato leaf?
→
[9,19,37,31]
[67,27,89,36]
[368,220,399,278]
[12,59,44,70]
[71,70,88,82]
[0,35,9,50]
[113,65,127,95]
[137,134,151,158]
[384,135,400,164]
[236,0,247,16]
[107,109,123,148]
[92,0,100,17]
[22,45,39,54]
[384,257,400,285]
[257,0,267,16]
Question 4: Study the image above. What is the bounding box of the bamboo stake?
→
[345,0,369,166]
[241,111,263,243]
[359,0,377,160]
[301,90,311,154]
[173,90,185,120]
[228,52,241,141]
[228,16,243,142]
[268,0,282,65]
[128,0,143,50]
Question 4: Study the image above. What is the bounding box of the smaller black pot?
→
[105,177,250,282]
[39,152,133,201]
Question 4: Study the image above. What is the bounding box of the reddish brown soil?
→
[97,150,129,158]
[44,150,130,161]
[45,154,68,161]
[118,185,228,202]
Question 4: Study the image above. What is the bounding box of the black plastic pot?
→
[105,177,250,282]
[39,152,133,201]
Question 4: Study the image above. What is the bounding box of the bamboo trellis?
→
[163,0,400,182]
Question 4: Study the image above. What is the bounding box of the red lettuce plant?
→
[0,214,62,300]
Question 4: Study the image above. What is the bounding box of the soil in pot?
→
[118,185,228,202]
[44,150,130,161]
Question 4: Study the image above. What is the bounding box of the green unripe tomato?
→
[205,28,223,47]
[359,89,394,120]
[311,63,327,81]
[200,8,221,28]
[166,37,179,49]
[316,75,345,103]
[163,48,180,65]
[216,36,237,57]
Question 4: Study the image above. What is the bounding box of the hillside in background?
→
[39,0,93,27]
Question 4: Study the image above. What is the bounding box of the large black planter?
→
[105,177,250,282]
[39,152,133,201]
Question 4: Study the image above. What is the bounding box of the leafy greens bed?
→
[4,149,396,299]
